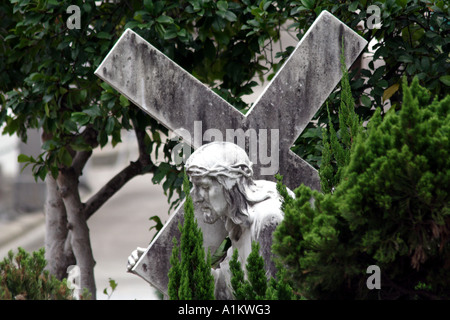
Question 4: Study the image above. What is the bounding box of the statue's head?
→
[185,141,257,227]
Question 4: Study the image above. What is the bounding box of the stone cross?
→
[95,10,367,297]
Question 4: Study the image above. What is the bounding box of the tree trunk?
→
[57,168,97,299]
[42,126,153,299]
[44,175,75,280]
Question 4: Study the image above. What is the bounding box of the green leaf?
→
[152,163,172,184]
[71,112,90,125]
[439,75,450,86]
[425,31,438,38]
[105,117,115,134]
[98,131,108,148]
[79,89,87,102]
[214,32,230,45]
[164,27,178,40]
[348,1,358,12]
[101,82,114,92]
[44,103,50,117]
[29,73,44,81]
[223,11,237,22]
[83,105,102,118]
[262,1,272,11]
[300,0,314,9]
[4,34,17,41]
[61,73,72,85]
[59,87,68,95]
[395,0,408,8]
[37,166,48,182]
[119,95,130,107]
[83,3,92,13]
[70,143,92,152]
[96,32,112,40]
[109,278,118,291]
[156,15,174,24]
[378,80,388,88]
[301,127,322,139]
[290,6,307,15]
[398,55,413,63]
[144,0,153,10]
[64,119,78,132]
[155,23,166,38]
[42,93,53,103]
[149,216,164,239]
[124,20,140,30]
[360,95,372,107]
[18,154,30,163]
[372,66,385,81]
[58,148,73,167]
[50,166,59,180]
[177,28,188,39]
[217,1,228,11]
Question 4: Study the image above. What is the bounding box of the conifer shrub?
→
[229,241,295,300]
[320,50,363,193]
[168,174,215,300]
[273,77,450,299]
[0,247,77,300]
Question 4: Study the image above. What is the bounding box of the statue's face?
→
[191,176,229,224]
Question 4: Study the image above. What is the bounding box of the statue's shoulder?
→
[251,180,284,224]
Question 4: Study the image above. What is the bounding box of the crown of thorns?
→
[186,162,253,179]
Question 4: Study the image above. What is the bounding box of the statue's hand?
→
[127,247,146,272]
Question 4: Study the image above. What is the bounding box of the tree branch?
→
[83,160,145,220]
[73,150,92,177]
[83,125,155,220]
[72,125,98,176]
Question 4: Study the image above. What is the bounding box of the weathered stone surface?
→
[95,10,367,297]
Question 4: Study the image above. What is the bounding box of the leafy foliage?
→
[0,0,304,212]
[230,241,295,300]
[290,0,450,169]
[103,278,118,300]
[0,247,87,300]
[168,173,215,300]
[273,77,450,299]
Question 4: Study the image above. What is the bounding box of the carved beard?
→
[201,207,221,224]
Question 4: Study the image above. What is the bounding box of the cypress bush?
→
[320,49,363,193]
[229,241,295,300]
[0,247,80,300]
[168,174,215,300]
[273,77,450,299]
